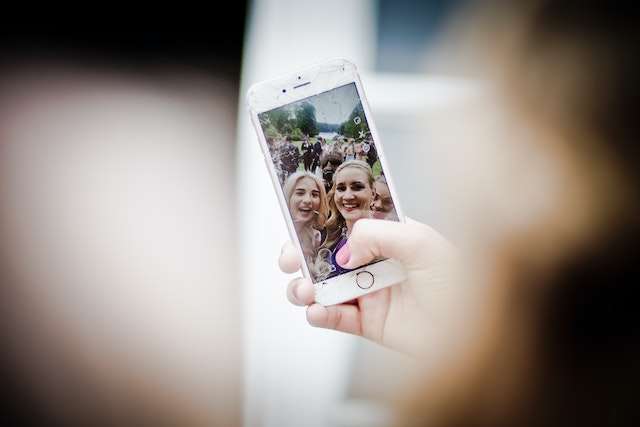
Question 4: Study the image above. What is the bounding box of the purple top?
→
[329,235,353,277]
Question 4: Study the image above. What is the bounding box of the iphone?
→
[248,58,406,305]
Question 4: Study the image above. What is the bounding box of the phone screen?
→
[258,82,399,282]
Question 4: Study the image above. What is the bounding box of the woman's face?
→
[371,181,396,220]
[334,167,373,222]
[290,177,321,224]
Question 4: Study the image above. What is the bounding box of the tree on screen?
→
[295,102,318,137]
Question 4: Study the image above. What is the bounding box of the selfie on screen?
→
[258,83,399,282]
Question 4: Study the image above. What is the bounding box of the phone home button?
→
[355,271,374,289]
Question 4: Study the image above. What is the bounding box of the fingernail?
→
[336,244,351,267]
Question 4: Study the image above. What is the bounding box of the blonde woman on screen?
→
[283,172,329,280]
[320,160,375,278]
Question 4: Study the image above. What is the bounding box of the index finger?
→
[278,241,302,274]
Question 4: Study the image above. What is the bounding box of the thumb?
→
[337,218,449,270]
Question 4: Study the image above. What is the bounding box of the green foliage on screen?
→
[260,102,320,140]
[339,102,368,139]
[294,102,318,137]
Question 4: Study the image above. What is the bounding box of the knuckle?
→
[353,218,372,233]
[329,309,342,329]
[350,218,373,242]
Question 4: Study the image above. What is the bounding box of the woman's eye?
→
[311,191,319,198]
[351,183,365,191]
[336,185,346,191]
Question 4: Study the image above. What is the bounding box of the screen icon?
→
[353,116,361,125]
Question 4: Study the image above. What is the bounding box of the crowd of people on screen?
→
[267,134,397,281]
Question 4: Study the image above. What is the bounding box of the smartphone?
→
[247,58,406,306]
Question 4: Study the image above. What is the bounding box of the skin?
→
[289,177,321,225]
[371,181,396,220]
[333,167,373,233]
[279,218,456,356]
[322,160,339,176]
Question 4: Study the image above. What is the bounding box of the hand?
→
[280,218,457,356]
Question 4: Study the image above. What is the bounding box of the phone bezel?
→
[247,58,407,305]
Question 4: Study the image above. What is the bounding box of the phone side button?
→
[355,271,374,290]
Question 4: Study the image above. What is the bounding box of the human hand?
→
[280,218,456,356]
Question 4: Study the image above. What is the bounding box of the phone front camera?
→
[298,76,301,80]
[282,89,286,93]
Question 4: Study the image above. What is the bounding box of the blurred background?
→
[0,5,246,426]
[0,1,479,426]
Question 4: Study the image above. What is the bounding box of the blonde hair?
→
[283,172,329,278]
[283,171,328,229]
[402,1,640,426]
[323,160,375,250]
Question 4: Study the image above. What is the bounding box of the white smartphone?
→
[247,58,406,306]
